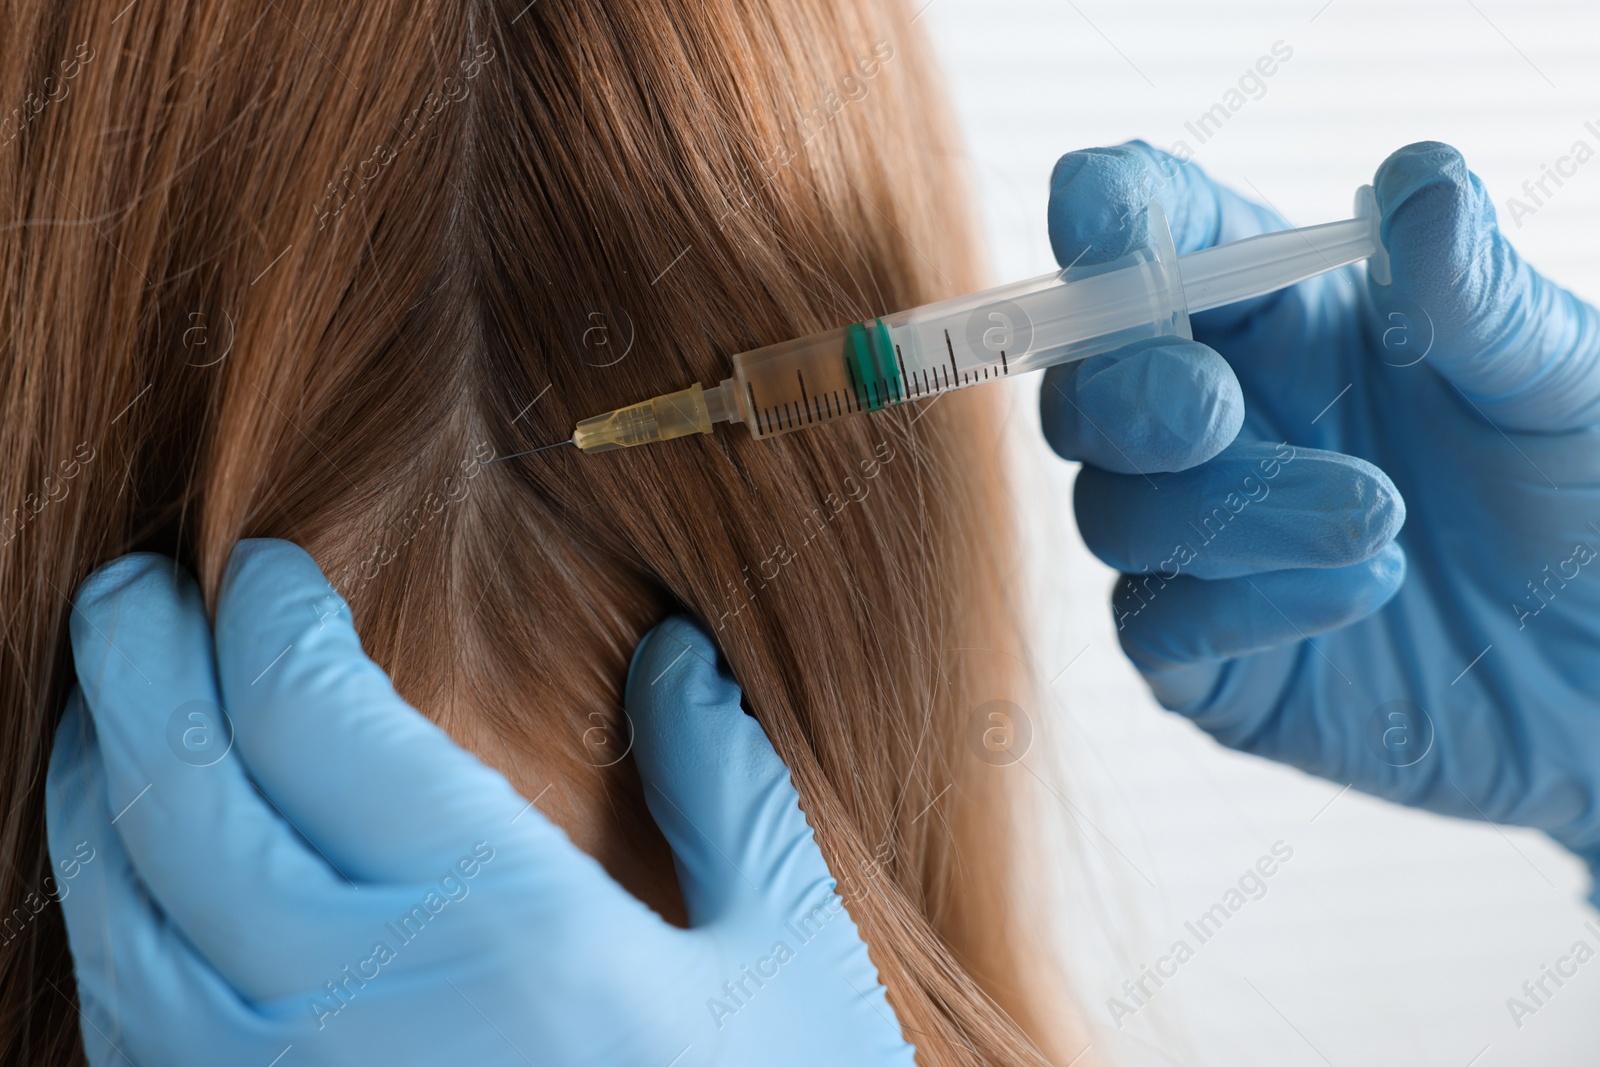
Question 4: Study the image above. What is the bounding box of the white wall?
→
[919,1,1600,1064]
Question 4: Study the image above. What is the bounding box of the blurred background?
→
[917,0,1600,1064]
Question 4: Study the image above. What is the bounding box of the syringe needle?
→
[487,438,576,464]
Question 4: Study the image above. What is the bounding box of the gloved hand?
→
[1041,140,1600,896]
[47,539,914,1066]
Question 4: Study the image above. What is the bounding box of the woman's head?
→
[1,0,1077,1061]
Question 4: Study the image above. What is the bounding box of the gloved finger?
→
[1050,141,1315,336]
[1039,337,1243,472]
[624,617,912,1060]
[215,539,635,912]
[67,554,374,997]
[1373,141,1600,432]
[625,616,840,929]
[46,695,264,1062]
[1114,541,1406,674]
[1074,441,1405,578]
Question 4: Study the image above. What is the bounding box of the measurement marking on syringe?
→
[845,358,863,412]
[750,333,1036,436]
[748,381,767,436]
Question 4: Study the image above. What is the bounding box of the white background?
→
[918,1,1600,1064]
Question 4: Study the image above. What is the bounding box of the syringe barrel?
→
[727,201,1191,440]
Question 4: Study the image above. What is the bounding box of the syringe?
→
[563,187,1387,454]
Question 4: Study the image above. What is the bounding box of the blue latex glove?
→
[47,539,914,1066]
[1041,140,1600,894]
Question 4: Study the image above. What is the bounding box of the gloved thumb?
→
[625,616,837,929]
[1373,141,1600,431]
